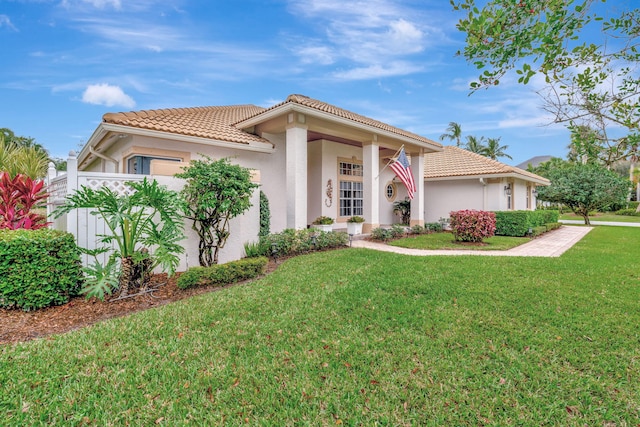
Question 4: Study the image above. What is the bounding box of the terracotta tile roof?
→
[102,105,270,145]
[424,146,550,184]
[239,94,441,148]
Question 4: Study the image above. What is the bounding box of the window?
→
[127,155,180,175]
[339,181,363,217]
[385,182,397,202]
[526,185,531,209]
[339,161,363,177]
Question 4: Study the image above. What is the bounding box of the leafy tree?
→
[440,121,463,147]
[176,156,258,266]
[54,178,185,299]
[452,0,640,170]
[484,137,512,160]
[464,135,487,154]
[536,162,630,225]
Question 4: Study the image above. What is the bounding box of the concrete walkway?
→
[559,219,640,227]
[351,225,593,258]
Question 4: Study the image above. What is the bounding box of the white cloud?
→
[81,83,135,108]
[82,0,121,9]
[0,15,18,31]
[296,45,334,65]
[333,61,423,80]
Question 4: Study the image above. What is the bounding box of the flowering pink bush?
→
[449,210,496,243]
[0,172,49,230]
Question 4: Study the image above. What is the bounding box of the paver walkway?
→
[351,225,593,258]
[559,219,640,227]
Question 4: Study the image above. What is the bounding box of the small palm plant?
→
[54,178,185,299]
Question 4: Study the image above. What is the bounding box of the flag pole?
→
[375,144,404,179]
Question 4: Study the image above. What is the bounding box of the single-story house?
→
[423,146,550,223]
[51,94,548,266]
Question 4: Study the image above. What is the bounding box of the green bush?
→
[615,208,640,216]
[177,257,268,289]
[545,222,562,231]
[390,224,407,238]
[0,228,82,311]
[259,229,348,257]
[530,225,548,237]
[370,227,393,241]
[410,225,425,235]
[629,201,639,210]
[494,210,559,236]
[425,222,443,232]
[259,191,270,237]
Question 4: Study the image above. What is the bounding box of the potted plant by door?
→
[312,216,334,232]
[347,215,365,235]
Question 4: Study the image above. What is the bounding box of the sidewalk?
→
[559,219,640,227]
[351,225,593,258]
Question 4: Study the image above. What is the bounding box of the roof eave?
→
[425,172,550,185]
[235,103,443,152]
[78,123,275,170]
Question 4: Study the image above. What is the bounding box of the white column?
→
[362,140,380,233]
[409,149,424,227]
[286,120,308,229]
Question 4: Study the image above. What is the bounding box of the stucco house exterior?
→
[51,94,549,266]
[423,146,550,223]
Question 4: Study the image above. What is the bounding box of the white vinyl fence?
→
[47,152,261,270]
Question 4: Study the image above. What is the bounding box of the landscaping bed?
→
[0,261,280,345]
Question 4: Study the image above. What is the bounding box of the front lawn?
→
[2,226,639,425]
[390,231,530,250]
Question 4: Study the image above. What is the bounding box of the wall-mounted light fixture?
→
[504,184,512,196]
[532,187,538,195]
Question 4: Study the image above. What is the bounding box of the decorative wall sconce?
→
[504,184,512,196]
[324,179,333,207]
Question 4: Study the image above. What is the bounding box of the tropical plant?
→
[0,172,49,230]
[312,216,334,225]
[53,178,185,298]
[483,137,512,161]
[347,215,365,223]
[439,121,463,147]
[464,135,487,154]
[393,198,411,225]
[176,156,258,266]
[449,210,496,243]
[0,136,49,179]
[536,163,631,225]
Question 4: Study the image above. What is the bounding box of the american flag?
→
[390,147,416,199]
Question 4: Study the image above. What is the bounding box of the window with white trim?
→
[385,182,397,202]
[339,161,363,177]
[339,181,363,217]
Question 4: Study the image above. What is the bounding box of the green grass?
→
[2,226,640,425]
[560,212,640,223]
[390,231,530,250]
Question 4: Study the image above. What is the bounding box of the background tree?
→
[440,121,463,147]
[484,137,512,161]
[535,161,630,225]
[177,156,258,266]
[452,0,640,178]
[464,135,487,154]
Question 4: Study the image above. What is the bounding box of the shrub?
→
[259,191,270,237]
[177,257,268,290]
[347,216,365,223]
[449,210,496,243]
[614,208,640,216]
[0,172,49,230]
[370,227,393,241]
[260,228,348,257]
[425,222,443,233]
[244,240,270,258]
[390,224,407,238]
[410,225,425,235]
[545,222,562,231]
[494,210,559,236]
[0,228,82,311]
[629,201,639,210]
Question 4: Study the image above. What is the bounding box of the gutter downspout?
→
[479,178,488,210]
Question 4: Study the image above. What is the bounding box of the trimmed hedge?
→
[259,229,348,257]
[0,228,82,311]
[177,256,268,289]
[494,210,559,237]
[615,208,640,216]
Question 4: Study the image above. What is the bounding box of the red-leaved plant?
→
[0,172,49,230]
[449,209,496,243]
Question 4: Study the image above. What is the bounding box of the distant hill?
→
[516,155,554,170]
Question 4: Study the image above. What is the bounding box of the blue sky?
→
[0,0,627,165]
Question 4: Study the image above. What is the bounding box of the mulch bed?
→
[0,260,281,346]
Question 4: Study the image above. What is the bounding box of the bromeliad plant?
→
[54,178,185,299]
[0,172,49,230]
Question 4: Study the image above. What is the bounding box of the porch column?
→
[409,149,424,227]
[362,140,380,233]
[286,118,308,229]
